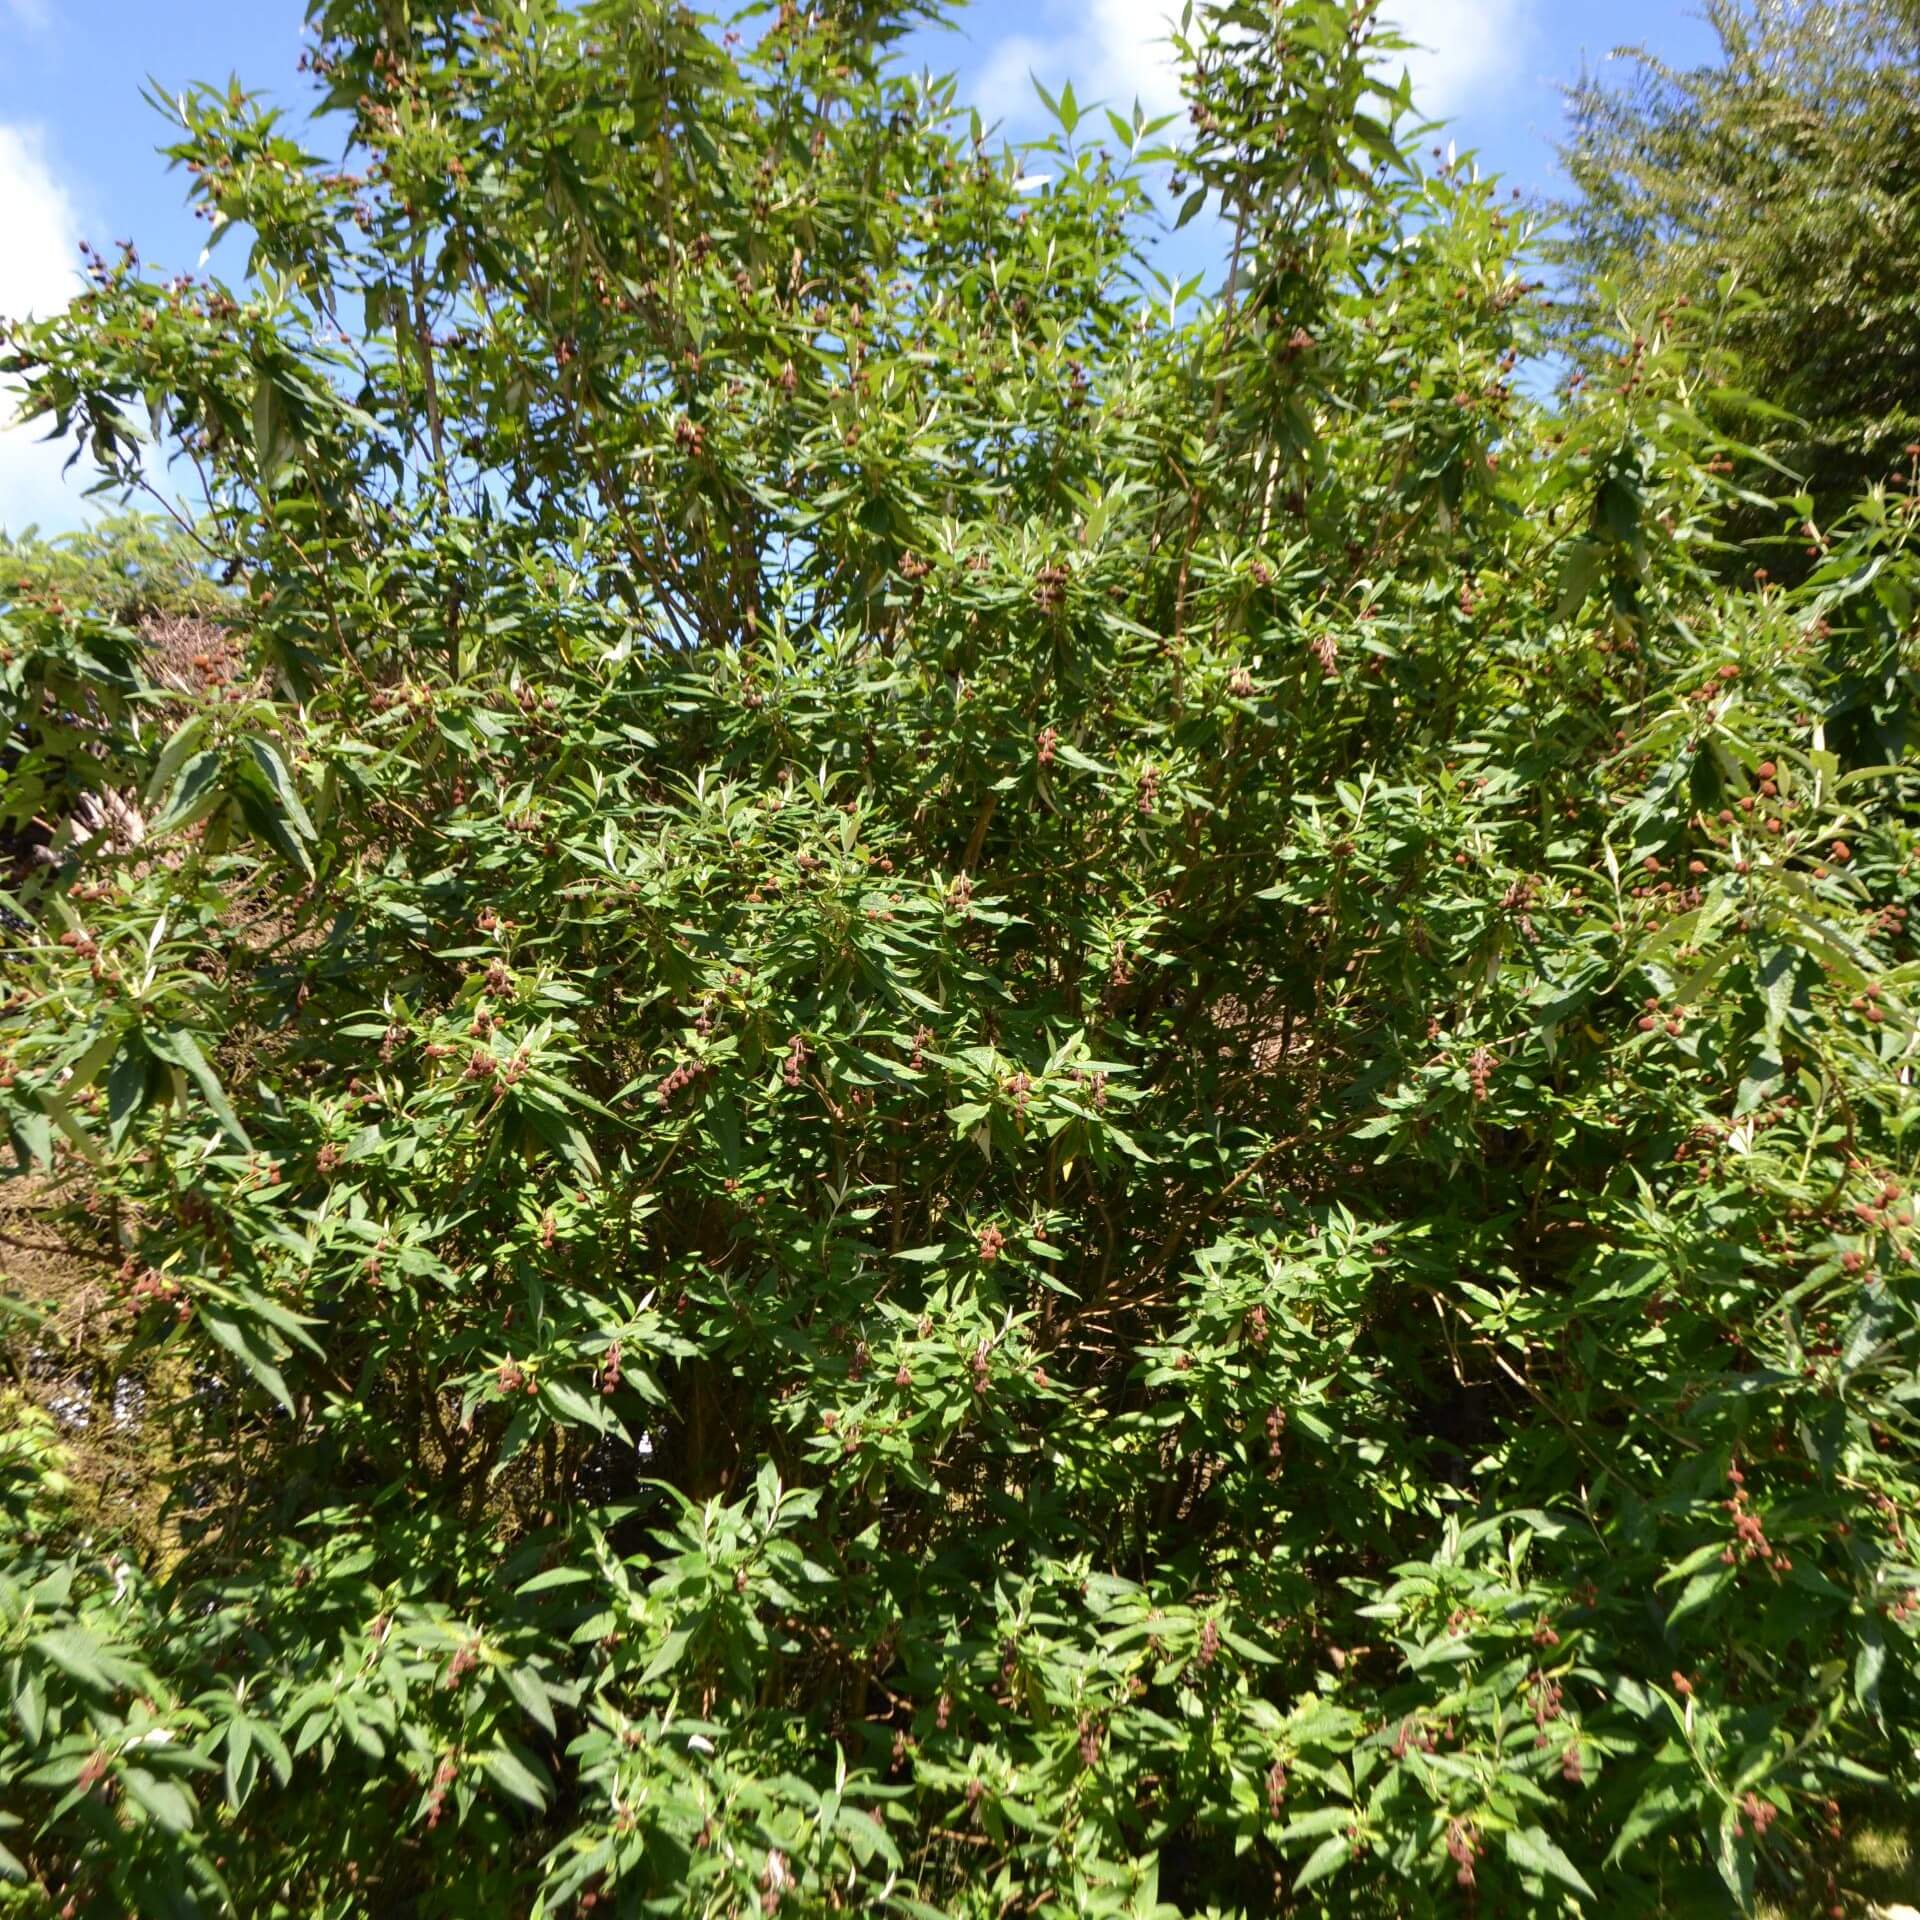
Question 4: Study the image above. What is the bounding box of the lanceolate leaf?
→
[146,1026,253,1149]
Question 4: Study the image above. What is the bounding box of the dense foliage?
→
[1557,0,1920,535]
[2,1,1919,1914]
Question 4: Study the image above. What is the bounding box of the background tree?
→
[1557,0,1920,531]
[0,515,230,893]
[0,2,1918,1917]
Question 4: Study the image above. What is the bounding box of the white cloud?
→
[3,0,51,34]
[0,122,86,538]
[1379,0,1535,121]
[0,127,77,338]
[972,0,1535,137]
[974,0,1184,133]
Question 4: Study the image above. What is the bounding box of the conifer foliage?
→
[1557,0,1920,527]
[2,2,1919,1914]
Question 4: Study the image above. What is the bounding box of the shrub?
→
[1,2,1917,1914]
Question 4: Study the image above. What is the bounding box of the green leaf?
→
[122,1767,196,1834]
[6,1102,54,1172]
[1292,1833,1351,1893]
[1665,1565,1733,1631]
[245,737,315,841]
[252,372,299,488]
[1506,1826,1595,1900]
[516,1566,593,1596]
[1607,1778,1684,1863]
[503,1663,557,1737]
[1855,1620,1886,1720]
[1735,1047,1782,1115]
[106,1036,156,1146]
[479,1743,552,1810]
[229,1285,325,1357]
[1757,946,1796,1046]
[12,1668,44,1747]
[254,1718,294,1787]
[143,712,212,806]
[1715,1809,1756,1905]
[33,1628,112,1693]
[201,1312,295,1413]
[539,1375,625,1439]
[150,747,227,838]
[225,1718,258,1808]
[147,1027,252,1149]
[235,737,316,876]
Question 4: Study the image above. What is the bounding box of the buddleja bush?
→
[2,1,1918,1914]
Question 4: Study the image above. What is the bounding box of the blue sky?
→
[0,0,1722,535]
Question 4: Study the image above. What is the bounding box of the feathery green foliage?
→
[1557,0,1920,530]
